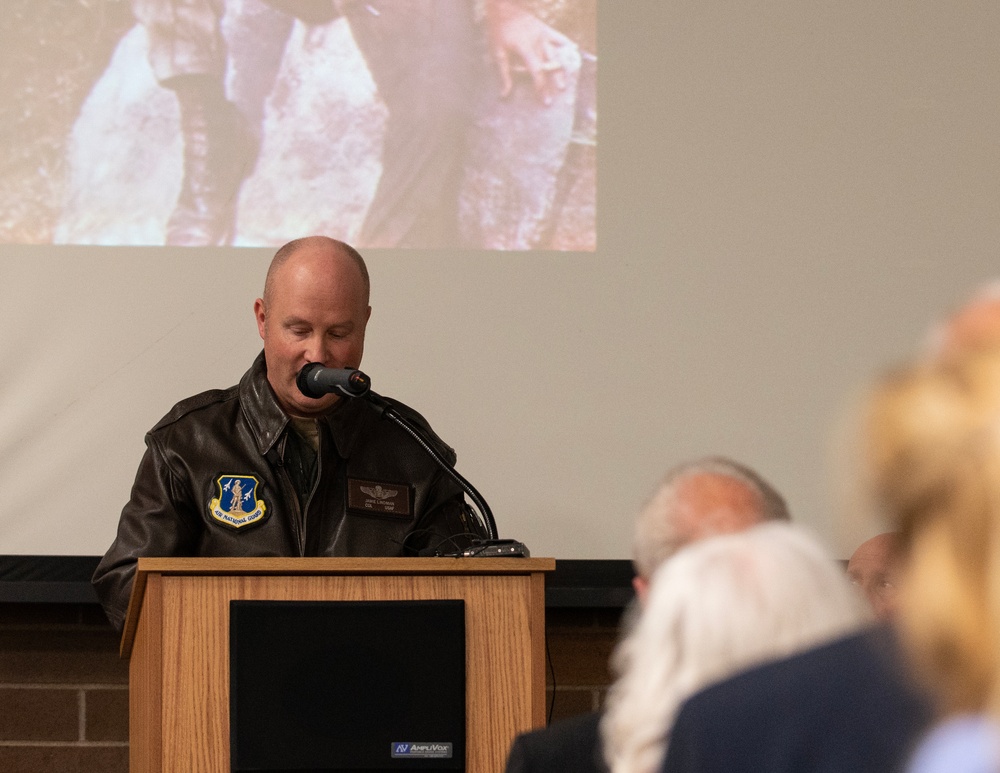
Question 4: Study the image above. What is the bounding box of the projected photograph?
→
[3,0,596,251]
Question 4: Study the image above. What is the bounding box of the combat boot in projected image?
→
[165,74,259,246]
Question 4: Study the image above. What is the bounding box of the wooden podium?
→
[121,556,555,773]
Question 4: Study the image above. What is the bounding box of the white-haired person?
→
[601,521,865,773]
[504,456,790,773]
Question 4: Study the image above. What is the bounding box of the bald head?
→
[847,532,900,621]
[670,473,768,542]
[929,282,1000,361]
[631,457,789,599]
[263,236,370,309]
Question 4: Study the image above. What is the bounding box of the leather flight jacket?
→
[92,352,485,630]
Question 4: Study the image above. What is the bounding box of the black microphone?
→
[296,362,371,399]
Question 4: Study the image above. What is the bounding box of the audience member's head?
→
[925,281,1000,361]
[603,522,864,773]
[631,457,789,601]
[865,349,1000,715]
[847,531,901,621]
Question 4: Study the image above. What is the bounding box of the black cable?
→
[546,631,556,725]
[394,527,443,554]
[394,528,483,557]
[420,532,484,557]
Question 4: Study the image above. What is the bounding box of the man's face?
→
[254,247,371,418]
[847,533,900,622]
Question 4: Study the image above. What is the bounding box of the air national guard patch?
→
[209,475,267,529]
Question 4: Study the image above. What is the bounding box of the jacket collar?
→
[239,352,370,460]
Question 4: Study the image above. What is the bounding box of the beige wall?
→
[3,1,999,561]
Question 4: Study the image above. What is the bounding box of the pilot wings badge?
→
[209,474,267,529]
[360,485,397,500]
[348,478,413,518]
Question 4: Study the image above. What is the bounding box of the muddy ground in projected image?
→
[2,0,596,251]
[1,1,133,244]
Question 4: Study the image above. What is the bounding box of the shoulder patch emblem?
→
[209,475,267,529]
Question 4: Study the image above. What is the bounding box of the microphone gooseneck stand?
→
[365,391,499,542]
[295,363,525,554]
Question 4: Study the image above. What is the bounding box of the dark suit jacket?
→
[662,626,934,773]
[504,711,608,773]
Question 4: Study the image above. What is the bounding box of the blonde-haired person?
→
[601,522,865,773]
[865,349,1000,772]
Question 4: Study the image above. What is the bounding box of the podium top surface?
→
[135,556,555,576]
[123,556,554,657]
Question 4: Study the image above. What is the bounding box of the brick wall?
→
[0,602,623,773]
[0,604,128,773]
[545,607,623,721]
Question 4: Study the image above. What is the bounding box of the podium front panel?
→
[230,599,466,772]
[127,559,552,773]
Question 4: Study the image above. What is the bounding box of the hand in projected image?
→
[485,0,574,106]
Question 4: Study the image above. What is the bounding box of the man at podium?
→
[93,236,486,630]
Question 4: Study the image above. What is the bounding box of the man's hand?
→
[485,0,574,105]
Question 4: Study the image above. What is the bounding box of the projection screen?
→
[2,0,999,561]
